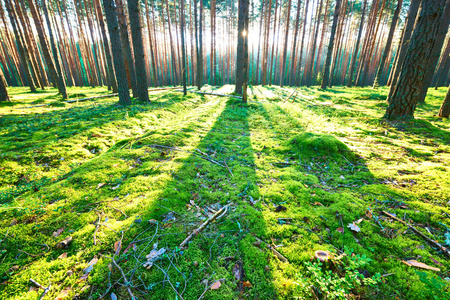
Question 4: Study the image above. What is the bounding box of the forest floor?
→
[0,85,449,300]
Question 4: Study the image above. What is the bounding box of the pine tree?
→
[235,0,249,96]
[321,0,342,89]
[385,0,447,120]
[103,0,131,105]
[127,0,149,102]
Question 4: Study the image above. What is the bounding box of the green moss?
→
[0,85,449,300]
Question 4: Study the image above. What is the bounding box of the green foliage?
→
[298,247,382,299]
[416,271,450,300]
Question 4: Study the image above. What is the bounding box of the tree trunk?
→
[347,0,367,87]
[0,66,9,102]
[321,0,341,89]
[373,0,403,88]
[437,85,450,117]
[295,0,309,86]
[180,0,187,95]
[387,0,420,91]
[385,0,447,120]
[305,0,324,86]
[279,0,292,87]
[41,0,68,99]
[94,0,118,92]
[416,1,450,103]
[235,0,249,96]
[127,0,149,102]
[5,0,36,92]
[102,0,131,105]
[289,1,302,86]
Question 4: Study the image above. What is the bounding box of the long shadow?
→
[115,100,277,299]
[0,92,194,203]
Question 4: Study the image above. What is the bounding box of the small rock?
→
[264,265,270,272]
[253,240,261,247]
[193,261,199,267]
[220,234,225,238]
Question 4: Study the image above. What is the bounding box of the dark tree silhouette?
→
[321,0,342,89]
[385,0,448,120]
[127,0,149,102]
[234,0,249,96]
[102,0,131,105]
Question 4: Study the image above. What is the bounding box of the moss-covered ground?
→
[0,85,449,299]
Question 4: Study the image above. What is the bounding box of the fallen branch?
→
[100,254,135,300]
[18,249,44,258]
[93,213,101,246]
[382,211,450,257]
[180,205,229,248]
[283,88,297,103]
[175,89,242,99]
[269,245,289,263]
[30,279,51,300]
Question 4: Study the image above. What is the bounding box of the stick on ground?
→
[180,205,229,248]
[382,210,450,257]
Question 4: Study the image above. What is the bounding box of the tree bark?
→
[234,0,249,96]
[279,0,292,87]
[102,0,131,105]
[373,0,403,88]
[5,0,36,92]
[438,85,450,117]
[127,0,149,102]
[416,1,450,103]
[347,0,367,87]
[385,0,447,120]
[0,66,9,102]
[321,0,341,89]
[180,0,188,95]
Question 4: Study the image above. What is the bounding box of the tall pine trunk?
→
[279,0,291,87]
[321,0,341,89]
[438,85,450,117]
[373,0,403,88]
[128,0,149,102]
[385,0,447,120]
[416,1,450,103]
[180,0,188,94]
[0,66,9,102]
[42,0,68,99]
[235,0,249,96]
[347,0,367,87]
[387,0,420,90]
[102,0,131,105]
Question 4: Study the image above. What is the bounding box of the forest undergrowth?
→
[0,85,449,299]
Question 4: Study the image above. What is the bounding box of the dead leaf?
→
[53,228,64,237]
[114,240,121,256]
[58,252,68,259]
[233,264,241,280]
[123,243,135,255]
[365,210,372,218]
[79,257,99,281]
[402,260,440,271]
[311,202,324,206]
[210,281,221,290]
[111,292,118,300]
[242,281,252,288]
[355,218,364,224]
[336,227,344,234]
[111,184,120,190]
[347,223,361,233]
[55,287,71,300]
[96,183,106,190]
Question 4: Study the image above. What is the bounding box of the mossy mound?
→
[287,132,355,160]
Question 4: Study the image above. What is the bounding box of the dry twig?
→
[180,205,230,248]
[382,211,450,257]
